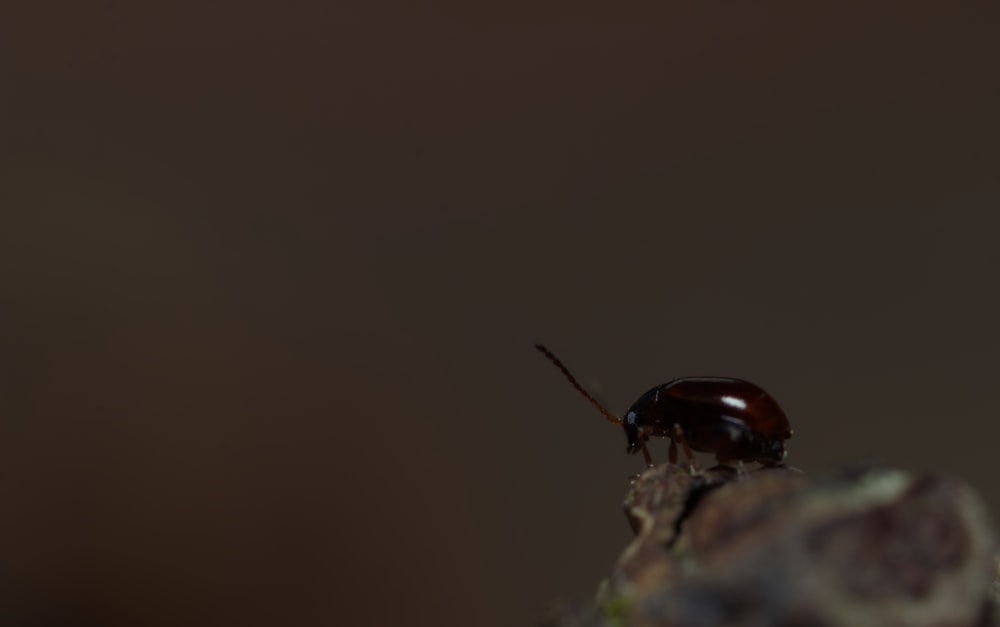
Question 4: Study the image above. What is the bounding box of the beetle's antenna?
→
[535,344,622,426]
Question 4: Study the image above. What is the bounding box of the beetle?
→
[534,344,793,470]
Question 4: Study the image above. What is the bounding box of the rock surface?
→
[544,465,999,627]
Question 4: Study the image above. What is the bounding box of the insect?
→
[534,344,793,470]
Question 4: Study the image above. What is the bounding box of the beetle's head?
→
[623,418,642,455]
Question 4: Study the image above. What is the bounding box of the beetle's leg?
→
[668,439,678,464]
[671,424,698,471]
[639,439,654,468]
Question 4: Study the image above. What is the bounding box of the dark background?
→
[2,2,999,626]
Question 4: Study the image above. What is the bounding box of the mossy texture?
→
[546,465,998,627]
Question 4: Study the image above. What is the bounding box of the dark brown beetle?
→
[535,344,793,469]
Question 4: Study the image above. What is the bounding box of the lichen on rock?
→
[545,465,998,627]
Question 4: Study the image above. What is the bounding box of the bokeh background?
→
[2,2,1000,626]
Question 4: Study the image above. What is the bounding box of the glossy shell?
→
[623,377,792,463]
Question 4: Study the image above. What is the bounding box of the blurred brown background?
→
[2,2,999,626]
